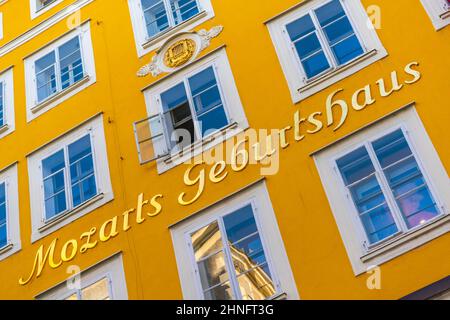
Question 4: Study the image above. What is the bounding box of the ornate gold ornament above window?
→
[137,26,224,77]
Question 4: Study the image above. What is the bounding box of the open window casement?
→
[133,113,170,164]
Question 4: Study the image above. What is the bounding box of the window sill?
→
[440,10,450,20]
[298,49,378,94]
[0,243,13,256]
[360,213,450,263]
[0,124,9,135]
[30,75,91,114]
[38,192,104,233]
[270,292,288,300]
[142,10,208,52]
[163,121,239,165]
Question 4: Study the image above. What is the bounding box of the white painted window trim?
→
[143,48,248,174]
[0,12,3,40]
[420,0,450,30]
[0,67,15,140]
[27,114,113,243]
[170,181,299,300]
[29,0,64,20]
[267,0,387,103]
[313,106,450,275]
[0,163,21,261]
[24,21,96,122]
[127,0,215,57]
[37,253,128,300]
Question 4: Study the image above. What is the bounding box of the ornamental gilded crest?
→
[163,39,197,68]
[137,26,224,77]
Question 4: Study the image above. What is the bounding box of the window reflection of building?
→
[64,277,111,300]
[190,204,276,300]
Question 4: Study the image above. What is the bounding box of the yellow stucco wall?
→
[0,0,448,299]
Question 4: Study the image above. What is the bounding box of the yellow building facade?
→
[0,0,448,299]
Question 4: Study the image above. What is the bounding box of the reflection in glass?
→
[81,278,110,300]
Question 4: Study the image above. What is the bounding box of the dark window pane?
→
[397,187,439,228]
[315,0,346,27]
[331,34,364,65]
[294,33,323,59]
[360,205,398,243]
[300,51,330,78]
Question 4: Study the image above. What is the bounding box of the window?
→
[38,254,128,300]
[30,0,63,19]
[0,67,15,139]
[171,181,299,300]
[42,134,97,221]
[137,48,248,173]
[64,277,111,300]
[0,163,21,261]
[313,105,450,275]
[35,36,84,104]
[336,129,441,245]
[128,0,215,56]
[420,0,450,30]
[141,0,200,38]
[27,114,113,242]
[267,0,387,102]
[25,21,96,122]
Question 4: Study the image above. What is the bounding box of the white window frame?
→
[24,21,96,122]
[37,253,128,300]
[313,105,450,275]
[420,0,450,30]
[0,12,3,40]
[27,114,114,242]
[171,181,299,300]
[127,0,215,57]
[29,0,64,20]
[267,0,387,103]
[143,48,248,174]
[0,66,15,139]
[0,163,21,261]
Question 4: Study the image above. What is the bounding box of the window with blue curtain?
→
[337,129,441,246]
[141,0,200,38]
[160,65,228,150]
[286,0,364,79]
[42,134,97,221]
[35,36,83,103]
[0,183,7,248]
[190,204,276,300]
[0,82,4,127]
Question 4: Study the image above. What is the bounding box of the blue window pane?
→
[0,223,6,248]
[45,192,67,220]
[294,33,323,59]
[223,205,258,244]
[189,67,228,136]
[0,83,4,127]
[322,15,354,45]
[59,37,83,90]
[0,183,6,247]
[360,204,398,244]
[42,150,65,177]
[141,0,169,37]
[171,0,199,25]
[197,105,228,136]
[301,51,330,78]
[315,0,346,27]
[331,34,364,65]
[42,150,67,219]
[161,82,188,111]
[68,135,97,207]
[373,130,412,168]
[286,15,316,42]
[337,147,375,185]
[35,51,57,102]
[0,183,5,205]
[397,187,439,229]
[349,176,386,213]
